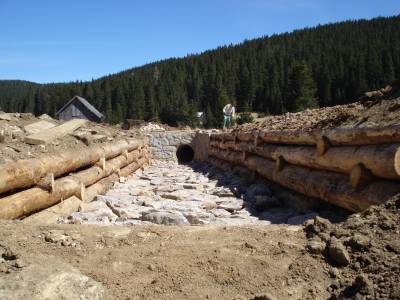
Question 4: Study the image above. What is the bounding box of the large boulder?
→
[0,258,104,300]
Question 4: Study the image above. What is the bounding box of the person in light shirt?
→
[222,102,236,130]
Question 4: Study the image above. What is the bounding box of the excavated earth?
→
[1,86,400,299]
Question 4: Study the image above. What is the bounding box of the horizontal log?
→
[209,150,400,212]
[233,124,400,146]
[236,130,316,145]
[0,138,144,195]
[246,156,400,212]
[84,156,148,202]
[22,196,82,225]
[324,125,400,146]
[210,133,235,141]
[229,141,400,180]
[0,153,148,220]
[84,174,119,203]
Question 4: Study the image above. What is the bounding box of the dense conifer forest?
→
[0,15,399,127]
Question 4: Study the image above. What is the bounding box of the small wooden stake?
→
[275,156,287,173]
[100,157,106,170]
[254,134,259,147]
[316,136,331,156]
[123,149,129,159]
[78,183,85,201]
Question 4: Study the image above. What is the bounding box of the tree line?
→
[0,15,399,127]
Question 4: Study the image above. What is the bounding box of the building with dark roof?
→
[55,96,104,123]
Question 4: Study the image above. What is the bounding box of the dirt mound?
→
[304,196,400,299]
[0,114,143,164]
[236,82,400,134]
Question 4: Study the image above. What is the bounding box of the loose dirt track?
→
[0,221,333,300]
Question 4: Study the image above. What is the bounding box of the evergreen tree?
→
[286,61,318,112]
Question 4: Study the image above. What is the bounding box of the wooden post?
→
[275,156,287,173]
[316,136,331,156]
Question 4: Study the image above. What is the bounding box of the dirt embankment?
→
[237,82,400,134]
[0,113,144,164]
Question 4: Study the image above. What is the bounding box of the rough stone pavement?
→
[63,160,320,226]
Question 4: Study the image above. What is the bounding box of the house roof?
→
[55,96,104,119]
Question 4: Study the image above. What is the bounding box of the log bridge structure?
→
[208,125,400,212]
[0,138,150,220]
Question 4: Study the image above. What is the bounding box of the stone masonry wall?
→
[148,130,197,161]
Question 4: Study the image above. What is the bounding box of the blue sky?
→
[1,0,399,83]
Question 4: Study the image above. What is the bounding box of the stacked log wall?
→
[0,139,152,220]
[209,126,400,212]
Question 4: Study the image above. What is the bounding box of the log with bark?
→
[234,125,400,147]
[84,156,148,203]
[0,138,144,195]
[221,141,400,180]
[209,152,400,212]
[0,151,148,220]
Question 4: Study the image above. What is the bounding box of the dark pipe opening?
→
[176,144,194,164]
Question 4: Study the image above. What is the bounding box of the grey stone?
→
[141,210,189,225]
[217,199,243,212]
[306,240,326,254]
[287,213,319,225]
[0,259,103,300]
[210,208,231,217]
[328,237,351,266]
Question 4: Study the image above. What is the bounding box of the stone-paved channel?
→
[63,160,322,226]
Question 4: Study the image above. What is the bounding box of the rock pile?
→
[139,122,165,133]
[63,160,324,227]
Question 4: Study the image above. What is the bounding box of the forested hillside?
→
[0,15,399,127]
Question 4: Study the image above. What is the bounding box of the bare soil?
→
[0,221,333,300]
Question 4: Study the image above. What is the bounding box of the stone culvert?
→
[148,130,210,163]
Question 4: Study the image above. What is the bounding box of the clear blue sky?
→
[1,0,399,83]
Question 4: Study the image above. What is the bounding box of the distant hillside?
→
[0,15,399,127]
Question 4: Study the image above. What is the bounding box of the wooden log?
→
[22,196,82,225]
[236,130,316,145]
[0,153,147,219]
[235,125,400,146]
[24,118,88,145]
[84,174,119,203]
[84,157,148,202]
[323,125,400,146]
[350,163,374,188]
[0,177,84,220]
[210,133,235,141]
[36,173,55,191]
[0,138,144,194]
[210,150,400,212]
[244,155,400,212]
[231,142,400,180]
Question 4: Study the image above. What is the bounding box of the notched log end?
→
[350,163,374,189]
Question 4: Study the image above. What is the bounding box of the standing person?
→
[222,102,236,130]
